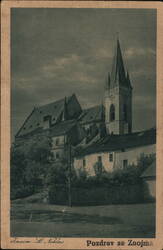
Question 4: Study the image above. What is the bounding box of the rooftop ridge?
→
[36,95,72,109]
[82,104,104,111]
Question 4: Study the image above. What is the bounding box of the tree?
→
[11,133,53,199]
[46,162,67,186]
[10,145,27,188]
[93,160,106,178]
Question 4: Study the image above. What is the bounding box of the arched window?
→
[110,104,115,121]
[123,104,127,122]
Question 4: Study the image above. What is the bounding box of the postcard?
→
[1,1,163,249]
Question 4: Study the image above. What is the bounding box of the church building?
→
[73,39,155,175]
[15,39,156,172]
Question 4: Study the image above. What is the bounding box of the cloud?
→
[125,47,155,58]
[41,53,99,85]
[94,47,113,60]
[42,54,80,72]
[11,8,156,140]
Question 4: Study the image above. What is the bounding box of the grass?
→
[11,202,156,238]
[11,208,122,224]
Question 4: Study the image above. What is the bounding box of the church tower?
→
[104,39,132,135]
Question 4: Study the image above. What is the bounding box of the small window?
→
[123,159,128,169]
[23,127,26,130]
[109,153,113,162]
[83,159,86,167]
[56,138,59,146]
[40,110,42,114]
[37,123,40,126]
[56,152,60,159]
[98,156,102,162]
[30,125,32,128]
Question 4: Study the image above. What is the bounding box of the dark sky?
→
[11,8,156,139]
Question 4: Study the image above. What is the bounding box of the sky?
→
[11,8,156,139]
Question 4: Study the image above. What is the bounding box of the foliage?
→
[10,146,27,188]
[11,134,52,199]
[46,162,68,185]
[72,153,156,188]
[49,153,156,205]
[93,161,105,177]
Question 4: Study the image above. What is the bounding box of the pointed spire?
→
[126,70,132,89]
[126,70,129,81]
[105,72,110,90]
[126,70,130,81]
[110,38,126,88]
[108,72,110,89]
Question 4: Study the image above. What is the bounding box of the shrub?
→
[11,134,52,199]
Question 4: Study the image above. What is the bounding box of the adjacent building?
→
[141,160,156,200]
[74,128,156,176]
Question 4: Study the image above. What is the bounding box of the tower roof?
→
[105,72,110,90]
[110,39,130,88]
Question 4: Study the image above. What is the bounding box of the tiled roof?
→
[140,160,156,178]
[16,96,71,137]
[50,120,76,137]
[75,128,156,157]
[78,105,104,124]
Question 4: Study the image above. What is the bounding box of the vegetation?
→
[49,153,156,205]
[11,134,52,199]
[11,133,155,205]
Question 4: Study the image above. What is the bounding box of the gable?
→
[141,160,156,178]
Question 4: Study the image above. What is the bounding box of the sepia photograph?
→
[1,1,163,249]
[10,7,156,238]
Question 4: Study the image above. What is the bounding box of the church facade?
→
[15,39,156,172]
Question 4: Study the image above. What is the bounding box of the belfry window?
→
[123,104,127,122]
[110,104,115,121]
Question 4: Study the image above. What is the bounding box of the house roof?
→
[78,105,104,124]
[140,160,156,178]
[50,120,76,137]
[16,96,72,137]
[75,128,156,157]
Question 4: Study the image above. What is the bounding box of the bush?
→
[48,154,156,205]
[48,184,68,205]
[10,185,34,200]
[48,183,144,206]
[11,134,52,199]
